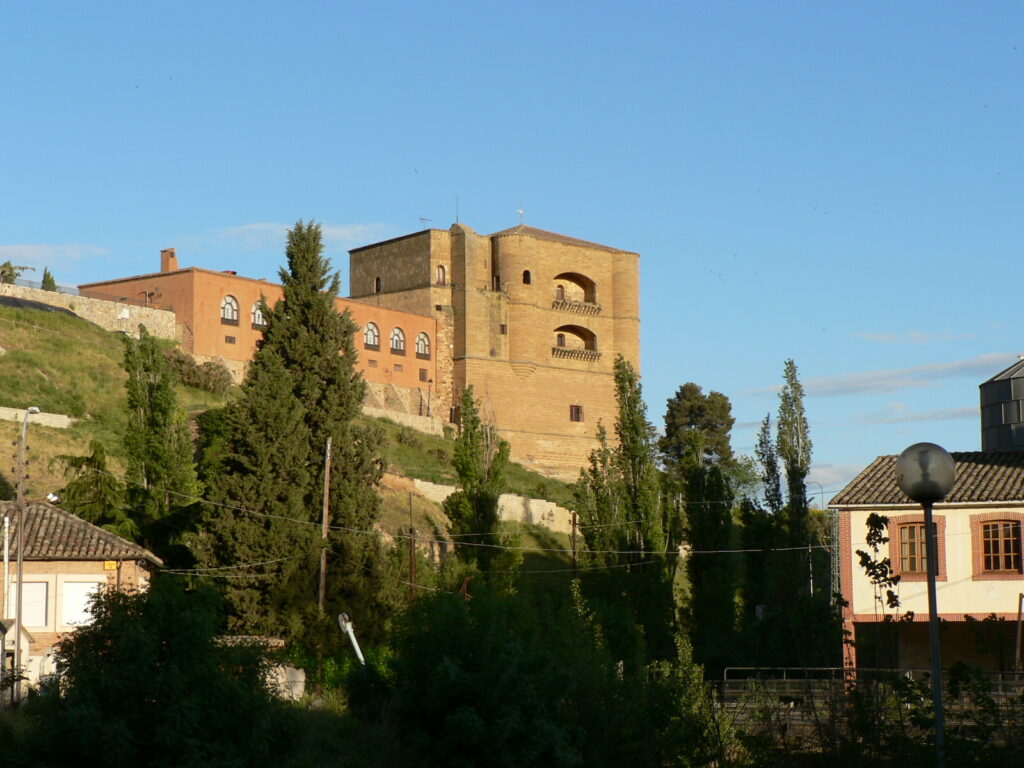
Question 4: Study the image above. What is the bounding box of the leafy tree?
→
[661,382,736,473]
[40,267,57,292]
[24,577,280,768]
[0,471,14,501]
[777,358,811,544]
[575,356,675,663]
[195,220,392,652]
[122,326,201,562]
[0,261,32,284]
[443,385,513,577]
[52,440,136,541]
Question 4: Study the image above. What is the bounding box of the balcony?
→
[551,346,602,362]
[551,298,602,316]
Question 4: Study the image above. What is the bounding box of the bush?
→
[163,348,234,395]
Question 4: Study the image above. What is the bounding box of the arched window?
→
[364,322,380,349]
[522,270,532,285]
[374,276,382,294]
[555,284,565,301]
[436,265,446,286]
[416,332,430,359]
[390,327,406,354]
[251,302,266,328]
[220,295,239,325]
[556,333,566,347]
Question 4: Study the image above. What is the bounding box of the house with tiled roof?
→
[1,501,161,691]
[831,360,1024,673]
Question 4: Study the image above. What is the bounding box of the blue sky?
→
[2,2,1021,495]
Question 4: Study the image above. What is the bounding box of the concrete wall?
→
[0,407,74,429]
[0,282,176,340]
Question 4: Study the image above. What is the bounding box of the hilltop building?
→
[78,222,641,480]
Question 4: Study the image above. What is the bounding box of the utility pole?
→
[318,437,332,614]
[408,494,417,599]
[571,509,578,578]
[13,407,39,703]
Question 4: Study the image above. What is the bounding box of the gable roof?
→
[489,225,635,254]
[830,449,1024,507]
[0,501,162,565]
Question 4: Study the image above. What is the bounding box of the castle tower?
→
[349,223,640,480]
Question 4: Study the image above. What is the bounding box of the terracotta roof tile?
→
[830,449,1024,506]
[0,501,162,564]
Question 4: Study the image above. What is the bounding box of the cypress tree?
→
[41,267,58,291]
[196,220,391,649]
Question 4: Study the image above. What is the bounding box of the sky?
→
[2,2,1021,498]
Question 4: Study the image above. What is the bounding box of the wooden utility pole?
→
[571,509,578,578]
[318,437,332,614]
[408,494,417,599]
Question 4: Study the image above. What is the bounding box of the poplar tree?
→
[777,358,812,544]
[195,221,391,649]
[122,326,201,561]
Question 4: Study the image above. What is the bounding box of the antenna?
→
[455,194,460,224]
[516,202,525,227]
[419,217,431,230]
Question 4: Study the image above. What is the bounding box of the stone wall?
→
[409,477,572,535]
[0,283,177,340]
[0,407,74,429]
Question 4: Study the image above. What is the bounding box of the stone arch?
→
[553,272,596,303]
[553,324,597,351]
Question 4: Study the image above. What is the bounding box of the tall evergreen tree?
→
[40,267,57,291]
[661,384,739,675]
[195,221,391,650]
[122,326,201,561]
[53,440,135,541]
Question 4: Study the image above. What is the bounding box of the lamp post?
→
[13,406,40,703]
[426,378,433,418]
[896,442,955,768]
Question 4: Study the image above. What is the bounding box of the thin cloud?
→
[859,404,977,425]
[0,243,109,267]
[808,463,866,499]
[855,330,975,344]
[183,221,388,252]
[751,353,1013,398]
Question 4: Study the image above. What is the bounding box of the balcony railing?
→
[552,298,602,315]
[552,346,601,362]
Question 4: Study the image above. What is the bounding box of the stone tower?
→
[349,223,640,481]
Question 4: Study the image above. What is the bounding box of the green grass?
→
[0,303,574,509]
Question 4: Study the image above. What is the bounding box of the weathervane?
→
[516,203,525,227]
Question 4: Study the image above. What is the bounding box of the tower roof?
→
[489,225,635,254]
[984,356,1024,383]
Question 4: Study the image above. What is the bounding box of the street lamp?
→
[896,442,955,768]
[338,612,365,666]
[13,406,40,702]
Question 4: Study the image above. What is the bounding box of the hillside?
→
[0,302,574,517]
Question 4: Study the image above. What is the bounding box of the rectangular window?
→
[18,582,48,627]
[225,336,236,344]
[983,522,1022,572]
[62,581,102,626]
[367,359,378,368]
[419,368,428,382]
[899,524,927,573]
[500,324,508,335]
[570,404,584,422]
[394,364,403,372]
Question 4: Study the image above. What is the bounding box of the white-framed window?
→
[251,303,266,327]
[61,581,102,626]
[221,295,239,324]
[17,582,49,627]
[415,332,430,359]
[364,322,380,349]
[390,327,406,354]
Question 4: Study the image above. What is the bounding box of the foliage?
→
[51,439,137,541]
[163,347,234,395]
[347,585,744,768]
[443,385,516,577]
[661,382,740,675]
[574,356,675,663]
[122,326,202,562]
[0,470,13,500]
[40,267,57,291]
[19,577,280,768]
[0,261,32,284]
[777,358,812,544]
[195,220,394,655]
